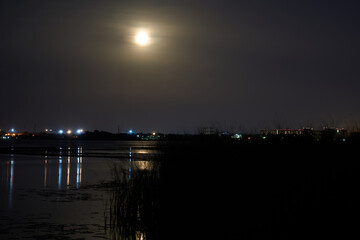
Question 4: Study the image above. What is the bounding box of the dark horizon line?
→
[1,126,360,135]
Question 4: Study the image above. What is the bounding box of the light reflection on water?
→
[129,147,132,180]
[1,155,15,209]
[40,146,84,191]
[58,155,62,189]
[77,156,82,189]
[1,144,152,210]
[67,156,70,188]
[44,157,47,189]
[0,141,159,239]
[3,147,86,204]
[51,147,84,190]
[9,155,14,209]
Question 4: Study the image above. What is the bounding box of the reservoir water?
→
[0,140,160,239]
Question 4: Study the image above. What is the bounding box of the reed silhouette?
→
[108,160,161,240]
[107,139,360,239]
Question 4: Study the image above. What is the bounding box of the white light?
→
[135,31,149,46]
[66,130,72,135]
[128,130,133,134]
[232,134,242,139]
[58,130,64,134]
[10,128,15,133]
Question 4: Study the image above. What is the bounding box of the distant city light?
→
[128,130,133,134]
[152,132,156,136]
[66,130,72,135]
[58,130,64,134]
[232,134,242,139]
[10,128,15,133]
[76,129,84,134]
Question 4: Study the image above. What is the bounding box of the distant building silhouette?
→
[200,127,216,135]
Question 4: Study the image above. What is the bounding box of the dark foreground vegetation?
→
[108,139,360,240]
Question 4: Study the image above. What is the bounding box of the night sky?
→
[1,0,360,133]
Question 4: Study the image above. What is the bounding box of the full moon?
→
[135,31,149,46]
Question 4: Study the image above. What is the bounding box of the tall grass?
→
[106,140,360,239]
[108,160,161,240]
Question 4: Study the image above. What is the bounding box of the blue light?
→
[58,129,64,134]
[10,128,15,133]
[128,129,133,134]
[58,158,62,189]
[76,129,83,134]
[9,157,14,208]
[76,159,82,189]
